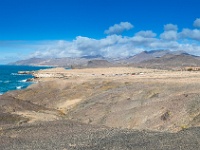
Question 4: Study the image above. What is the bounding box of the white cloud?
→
[180,28,200,41]
[104,22,134,35]
[28,22,200,59]
[30,32,200,59]
[2,21,200,64]
[31,40,83,58]
[159,24,178,41]
[164,24,178,31]
[193,18,200,28]
[160,30,178,41]
[135,30,157,38]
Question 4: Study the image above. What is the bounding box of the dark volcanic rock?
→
[26,78,34,82]
[87,60,113,68]
[0,120,199,150]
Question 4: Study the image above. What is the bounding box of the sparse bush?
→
[58,109,66,116]
[186,68,193,71]
[180,124,188,130]
[161,111,170,121]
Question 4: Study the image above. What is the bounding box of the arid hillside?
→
[1,67,200,149]
[3,67,199,132]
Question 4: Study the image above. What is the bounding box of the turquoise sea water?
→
[0,65,51,95]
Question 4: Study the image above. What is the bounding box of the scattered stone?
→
[161,111,170,121]
[26,78,34,82]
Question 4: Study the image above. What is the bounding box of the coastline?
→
[0,65,53,95]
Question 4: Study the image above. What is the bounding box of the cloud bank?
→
[29,19,200,59]
[1,19,200,63]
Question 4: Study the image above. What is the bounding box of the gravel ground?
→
[1,67,200,149]
[0,120,199,150]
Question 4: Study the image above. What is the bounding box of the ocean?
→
[0,65,51,95]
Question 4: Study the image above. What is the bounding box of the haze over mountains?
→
[10,50,200,70]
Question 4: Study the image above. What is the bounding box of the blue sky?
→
[0,0,200,63]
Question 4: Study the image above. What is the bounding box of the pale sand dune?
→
[13,110,61,123]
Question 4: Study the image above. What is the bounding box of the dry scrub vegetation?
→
[1,67,198,132]
[1,67,200,149]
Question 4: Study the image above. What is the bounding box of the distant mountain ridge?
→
[122,50,190,63]
[9,55,112,68]
[9,50,200,69]
[118,50,200,70]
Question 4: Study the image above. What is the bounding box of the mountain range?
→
[10,50,200,70]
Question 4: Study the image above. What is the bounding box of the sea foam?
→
[19,79,27,83]
[16,86,22,90]
[11,73,26,76]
